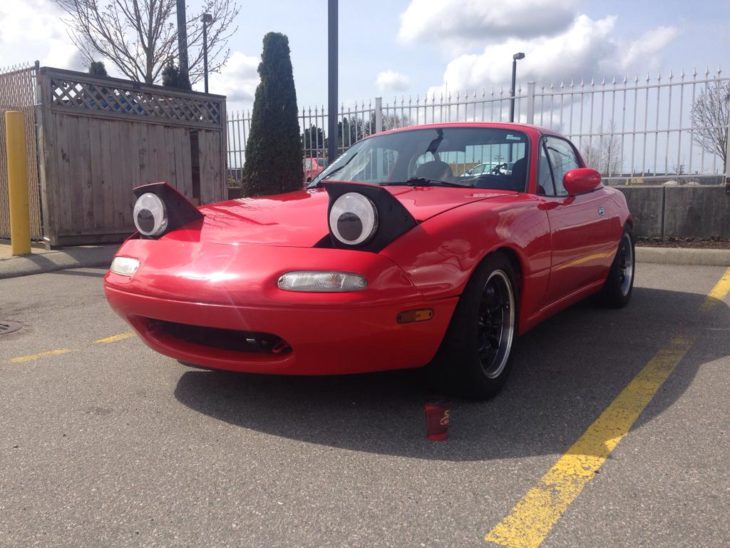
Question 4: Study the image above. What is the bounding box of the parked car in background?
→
[303,157,327,182]
[105,122,633,399]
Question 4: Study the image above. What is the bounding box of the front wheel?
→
[428,253,518,400]
[597,227,635,308]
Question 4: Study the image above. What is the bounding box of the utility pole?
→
[327,0,338,164]
[176,0,190,87]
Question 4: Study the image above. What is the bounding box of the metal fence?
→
[227,68,730,183]
[0,61,43,239]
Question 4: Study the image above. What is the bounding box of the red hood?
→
[172,186,511,247]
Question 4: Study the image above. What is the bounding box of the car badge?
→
[598,207,605,217]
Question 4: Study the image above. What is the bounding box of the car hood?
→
[172,186,512,247]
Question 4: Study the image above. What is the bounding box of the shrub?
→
[241,32,303,196]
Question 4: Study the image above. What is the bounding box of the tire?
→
[428,252,519,400]
[596,226,635,308]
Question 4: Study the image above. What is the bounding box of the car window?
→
[538,142,555,196]
[543,137,580,196]
[312,127,528,190]
[337,146,398,182]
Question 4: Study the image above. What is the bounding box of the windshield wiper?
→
[382,177,471,188]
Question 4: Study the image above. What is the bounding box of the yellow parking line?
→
[94,332,134,344]
[8,332,135,363]
[701,267,730,311]
[485,336,694,548]
[486,266,730,546]
[9,348,73,364]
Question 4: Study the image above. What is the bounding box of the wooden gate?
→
[36,67,227,246]
[0,63,43,240]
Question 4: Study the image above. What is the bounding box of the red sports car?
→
[105,123,634,399]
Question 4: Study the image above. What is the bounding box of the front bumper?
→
[104,239,457,375]
[105,285,456,374]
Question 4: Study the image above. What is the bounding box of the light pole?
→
[202,13,213,93]
[509,52,525,122]
[327,0,338,164]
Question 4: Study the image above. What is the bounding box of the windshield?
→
[310,127,529,191]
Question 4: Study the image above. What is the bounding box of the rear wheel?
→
[428,253,518,400]
[597,226,635,308]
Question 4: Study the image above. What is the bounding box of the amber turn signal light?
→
[396,308,434,324]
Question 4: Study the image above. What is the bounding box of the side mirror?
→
[563,168,602,195]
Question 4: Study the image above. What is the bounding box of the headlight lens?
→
[110,256,140,277]
[133,192,168,237]
[328,192,378,245]
[278,271,367,292]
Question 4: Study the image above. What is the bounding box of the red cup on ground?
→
[424,402,450,441]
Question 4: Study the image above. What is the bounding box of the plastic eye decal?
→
[133,192,168,237]
[328,192,379,246]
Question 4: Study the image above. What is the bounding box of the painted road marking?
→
[10,348,73,364]
[94,332,134,344]
[484,336,694,548]
[701,267,730,311]
[7,332,135,364]
[485,267,729,547]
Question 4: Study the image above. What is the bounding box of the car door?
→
[538,136,620,305]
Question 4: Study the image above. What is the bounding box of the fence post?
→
[725,119,729,189]
[5,111,31,255]
[526,82,536,125]
[375,96,383,133]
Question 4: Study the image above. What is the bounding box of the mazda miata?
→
[104,123,634,399]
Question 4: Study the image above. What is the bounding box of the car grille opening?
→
[146,319,292,355]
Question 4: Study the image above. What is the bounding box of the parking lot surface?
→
[1,264,728,546]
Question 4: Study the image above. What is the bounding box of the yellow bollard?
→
[5,111,31,256]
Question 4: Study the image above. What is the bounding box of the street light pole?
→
[510,52,525,122]
[327,0,338,165]
[202,13,213,93]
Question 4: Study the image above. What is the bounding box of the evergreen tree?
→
[88,61,107,76]
[242,32,303,196]
[162,63,191,90]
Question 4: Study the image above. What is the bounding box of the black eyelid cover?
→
[133,182,203,237]
[322,182,417,253]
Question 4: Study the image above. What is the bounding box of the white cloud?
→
[205,51,259,110]
[427,15,679,96]
[399,0,580,49]
[0,0,85,71]
[375,70,410,93]
[620,26,681,69]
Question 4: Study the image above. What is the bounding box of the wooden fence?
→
[36,67,227,246]
[0,62,43,240]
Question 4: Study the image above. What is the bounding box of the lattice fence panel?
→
[0,63,42,240]
[48,74,223,129]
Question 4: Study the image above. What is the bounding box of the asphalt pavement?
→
[0,263,728,546]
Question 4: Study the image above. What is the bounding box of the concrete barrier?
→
[663,186,730,239]
[617,186,664,238]
[615,185,729,240]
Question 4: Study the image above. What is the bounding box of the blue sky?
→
[1,0,728,111]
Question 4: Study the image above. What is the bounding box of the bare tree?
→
[582,122,622,176]
[54,0,240,85]
[691,80,730,172]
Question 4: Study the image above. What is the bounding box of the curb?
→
[0,245,118,279]
[635,246,730,267]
